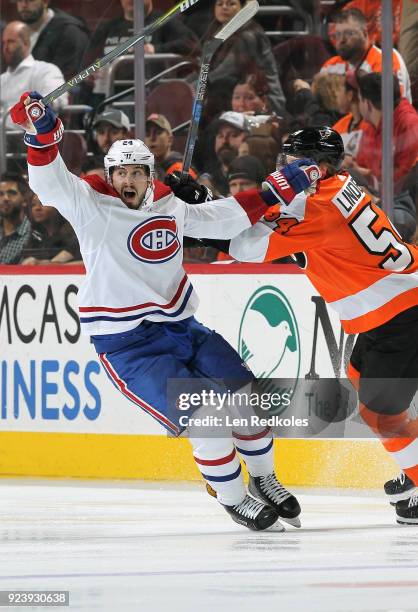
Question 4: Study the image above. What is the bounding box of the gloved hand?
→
[262,158,320,206]
[165,172,213,204]
[10,91,64,148]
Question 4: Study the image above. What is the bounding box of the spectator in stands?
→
[21,193,81,265]
[202,0,286,122]
[391,190,417,243]
[16,0,89,82]
[91,108,131,155]
[289,72,342,127]
[331,0,402,47]
[0,172,31,264]
[332,72,367,164]
[227,154,265,196]
[86,0,200,101]
[400,0,418,108]
[238,134,279,174]
[355,72,418,196]
[207,111,250,196]
[231,72,270,114]
[145,113,197,181]
[215,154,266,263]
[1,21,67,127]
[80,156,106,181]
[230,74,282,152]
[321,8,412,102]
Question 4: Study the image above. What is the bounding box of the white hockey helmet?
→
[104,139,155,207]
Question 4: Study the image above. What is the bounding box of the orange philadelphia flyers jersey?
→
[229,172,418,334]
[320,45,412,103]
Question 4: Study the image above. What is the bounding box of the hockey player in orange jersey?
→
[216,127,418,524]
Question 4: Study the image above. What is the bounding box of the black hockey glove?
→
[165,172,213,204]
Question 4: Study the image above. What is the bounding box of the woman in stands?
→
[201,0,287,123]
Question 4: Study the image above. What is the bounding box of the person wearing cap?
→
[208,111,250,196]
[215,154,266,262]
[92,107,131,155]
[145,113,197,181]
[227,155,265,196]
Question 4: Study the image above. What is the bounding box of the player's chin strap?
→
[140,177,155,210]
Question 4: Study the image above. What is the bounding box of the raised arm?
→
[10,91,101,230]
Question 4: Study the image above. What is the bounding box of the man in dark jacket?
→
[16,0,89,81]
[86,0,200,98]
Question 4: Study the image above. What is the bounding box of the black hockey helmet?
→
[281,126,345,172]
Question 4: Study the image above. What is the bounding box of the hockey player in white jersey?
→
[11,91,319,531]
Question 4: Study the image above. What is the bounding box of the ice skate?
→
[248,473,301,527]
[206,484,283,531]
[223,494,283,531]
[384,472,417,504]
[396,494,418,525]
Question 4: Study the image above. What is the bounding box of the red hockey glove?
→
[10,91,63,148]
[261,159,320,206]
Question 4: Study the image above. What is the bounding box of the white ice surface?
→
[0,480,417,612]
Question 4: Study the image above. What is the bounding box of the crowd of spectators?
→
[0,171,81,265]
[1,0,417,266]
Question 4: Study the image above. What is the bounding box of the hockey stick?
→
[181,0,259,178]
[31,0,201,110]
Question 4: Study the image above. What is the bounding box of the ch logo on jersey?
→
[128,216,181,263]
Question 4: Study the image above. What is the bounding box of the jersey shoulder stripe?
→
[82,173,119,197]
[154,179,172,202]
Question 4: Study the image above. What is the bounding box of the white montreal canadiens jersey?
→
[28,152,261,336]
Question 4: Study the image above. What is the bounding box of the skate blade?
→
[396,518,418,525]
[267,519,286,532]
[280,516,301,528]
[388,487,418,504]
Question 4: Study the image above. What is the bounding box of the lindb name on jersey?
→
[332,175,365,218]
